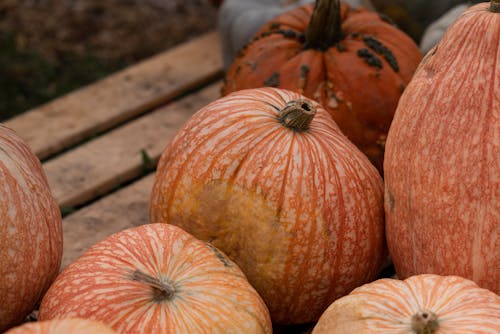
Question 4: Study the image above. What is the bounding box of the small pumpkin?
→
[419,4,468,53]
[150,87,386,324]
[38,224,272,334]
[384,0,500,293]
[312,274,500,333]
[218,0,374,69]
[5,319,117,334]
[0,125,62,332]
[222,0,422,173]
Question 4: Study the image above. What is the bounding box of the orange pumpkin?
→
[5,319,117,334]
[150,87,385,324]
[0,125,62,332]
[312,274,500,333]
[38,224,272,334]
[384,1,500,293]
[222,0,422,172]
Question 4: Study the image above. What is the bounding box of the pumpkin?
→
[419,4,468,53]
[222,0,422,173]
[150,87,386,324]
[312,274,500,333]
[5,319,117,334]
[218,0,374,69]
[384,0,500,294]
[0,125,62,332]
[38,223,272,334]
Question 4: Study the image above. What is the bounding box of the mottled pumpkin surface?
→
[384,2,499,293]
[0,125,62,332]
[222,1,422,172]
[313,274,500,333]
[150,88,385,324]
[38,224,272,334]
[5,319,117,334]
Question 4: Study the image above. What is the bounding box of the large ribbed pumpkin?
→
[222,0,422,172]
[384,1,499,293]
[0,125,62,332]
[312,274,500,333]
[150,88,385,324]
[5,319,117,334]
[38,224,272,334]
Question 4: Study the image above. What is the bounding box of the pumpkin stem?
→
[128,269,175,302]
[411,310,439,334]
[279,99,316,131]
[491,0,500,12]
[305,0,343,50]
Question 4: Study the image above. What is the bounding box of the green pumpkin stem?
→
[491,0,500,12]
[305,0,343,50]
[279,99,316,131]
[411,310,439,334]
[128,269,175,302]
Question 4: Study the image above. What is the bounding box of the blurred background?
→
[0,0,482,122]
[0,0,217,121]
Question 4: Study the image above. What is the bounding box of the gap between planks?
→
[61,174,155,269]
[44,82,221,209]
[5,32,222,160]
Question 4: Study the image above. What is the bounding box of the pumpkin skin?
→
[5,319,117,334]
[150,87,385,324]
[0,125,62,332]
[38,223,272,334]
[312,274,500,333]
[222,0,422,173]
[384,2,500,293]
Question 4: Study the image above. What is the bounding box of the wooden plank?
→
[5,32,222,160]
[61,174,154,269]
[44,83,220,208]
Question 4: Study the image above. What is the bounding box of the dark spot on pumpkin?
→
[387,188,395,212]
[206,243,232,267]
[300,64,309,77]
[269,22,281,30]
[351,32,360,39]
[362,35,399,72]
[357,48,383,69]
[378,12,397,26]
[264,72,280,87]
[336,42,346,52]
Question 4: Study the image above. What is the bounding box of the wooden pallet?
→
[5,31,223,268]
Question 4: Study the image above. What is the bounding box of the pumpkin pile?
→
[1,0,499,332]
[222,0,423,172]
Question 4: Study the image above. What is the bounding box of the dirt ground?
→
[0,0,218,120]
[0,0,217,62]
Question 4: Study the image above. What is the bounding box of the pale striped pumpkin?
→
[384,0,500,293]
[0,125,62,332]
[150,87,386,324]
[38,224,272,334]
[312,274,500,333]
[5,319,117,334]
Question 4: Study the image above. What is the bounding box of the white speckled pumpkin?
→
[150,87,386,324]
[5,319,117,334]
[312,274,500,333]
[0,124,62,332]
[38,223,272,334]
